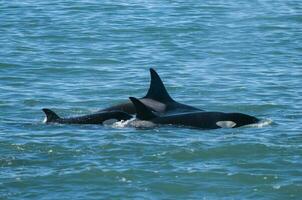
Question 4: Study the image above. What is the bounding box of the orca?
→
[42,108,132,124]
[129,97,259,129]
[99,68,202,115]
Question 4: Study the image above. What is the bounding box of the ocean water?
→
[1,0,302,199]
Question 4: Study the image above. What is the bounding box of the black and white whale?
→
[99,68,202,115]
[42,68,201,125]
[129,97,259,129]
[42,108,132,124]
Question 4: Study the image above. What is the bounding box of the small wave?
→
[245,118,273,128]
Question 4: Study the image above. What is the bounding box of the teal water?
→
[1,0,302,199]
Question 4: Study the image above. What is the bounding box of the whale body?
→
[129,97,259,129]
[42,68,201,125]
[99,68,202,115]
[42,108,132,124]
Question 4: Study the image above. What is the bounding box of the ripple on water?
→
[1,0,302,199]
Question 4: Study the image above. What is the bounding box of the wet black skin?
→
[99,68,202,115]
[129,97,259,129]
[151,112,259,129]
[42,109,132,124]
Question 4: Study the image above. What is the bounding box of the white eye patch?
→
[216,121,236,128]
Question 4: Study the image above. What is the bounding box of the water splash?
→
[111,118,156,129]
[245,118,273,128]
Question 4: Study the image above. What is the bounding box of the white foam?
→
[111,118,156,128]
[244,118,273,128]
[111,119,133,128]
[43,117,47,123]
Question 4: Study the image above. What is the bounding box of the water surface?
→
[1,0,302,199]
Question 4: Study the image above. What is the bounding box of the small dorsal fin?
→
[144,68,174,103]
[42,108,60,123]
[129,97,158,120]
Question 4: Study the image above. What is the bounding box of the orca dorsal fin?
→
[144,68,174,103]
[42,108,60,123]
[129,97,158,120]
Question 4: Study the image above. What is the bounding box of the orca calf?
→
[42,108,132,124]
[99,68,202,115]
[129,97,259,129]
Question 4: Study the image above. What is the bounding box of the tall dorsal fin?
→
[42,108,60,123]
[129,97,158,120]
[144,68,174,103]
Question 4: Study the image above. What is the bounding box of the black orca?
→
[99,68,202,115]
[42,108,132,124]
[129,97,259,129]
